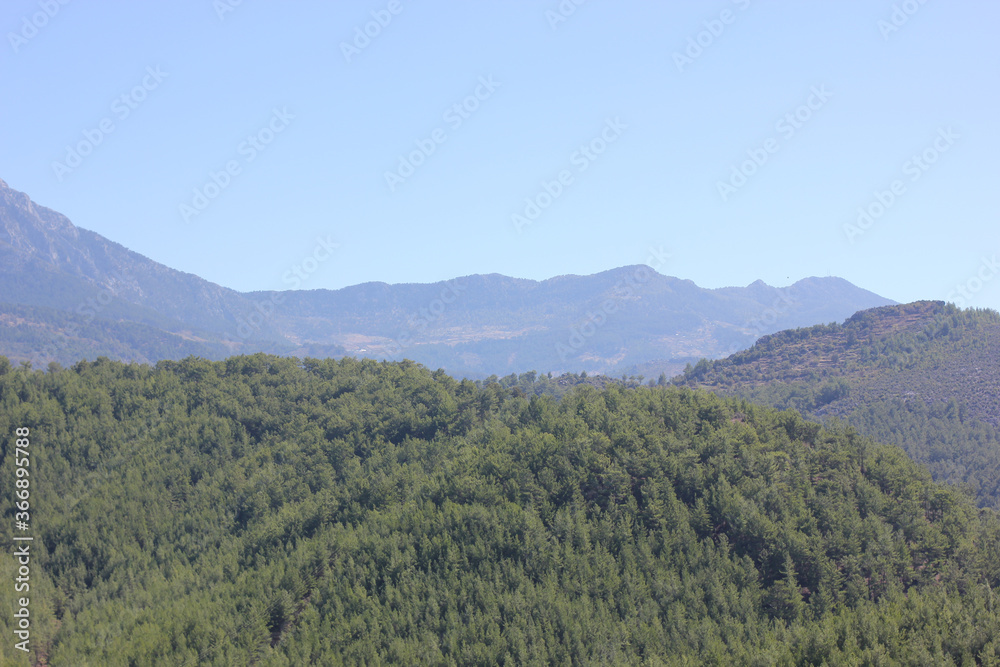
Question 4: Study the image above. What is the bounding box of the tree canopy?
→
[1,354,999,665]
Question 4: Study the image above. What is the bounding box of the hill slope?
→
[675,301,1000,507]
[1,355,999,664]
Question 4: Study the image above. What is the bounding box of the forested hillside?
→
[676,301,1000,509]
[2,354,1000,665]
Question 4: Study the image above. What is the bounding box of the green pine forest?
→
[676,302,1000,510]
[2,353,1000,665]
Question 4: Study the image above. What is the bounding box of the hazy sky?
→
[2,1,998,311]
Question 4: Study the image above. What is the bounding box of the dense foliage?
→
[2,354,999,665]
[677,302,1000,509]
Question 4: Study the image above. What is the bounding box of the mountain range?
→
[4,178,1000,663]
[0,178,895,376]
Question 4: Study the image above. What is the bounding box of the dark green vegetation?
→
[2,354,1000,665]
[676,301,1000,508]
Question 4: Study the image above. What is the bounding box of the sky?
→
[2,0,998,312]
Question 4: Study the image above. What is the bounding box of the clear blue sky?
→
[2,1,998,311]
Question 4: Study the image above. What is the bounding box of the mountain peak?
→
[0,179,77,237]
[0,179,897,374]
[0,178,266,344]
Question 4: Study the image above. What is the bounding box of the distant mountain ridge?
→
[258,267,894,377]
[0,178,895,375]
